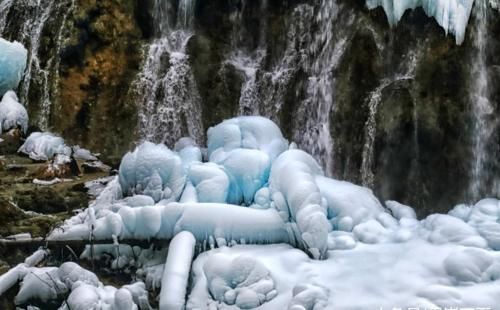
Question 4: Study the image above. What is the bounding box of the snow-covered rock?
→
[72,145,98,161]
[0,91,28,134]
[18,132,71,161]
[0,38,27,96]
[366,0,474,44]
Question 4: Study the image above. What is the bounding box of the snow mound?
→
[366,0,474,44]
[0,38,27,96]
[203,254,277,309]
[289,284,329,310]
[316,176,385,231]
[0,91,28,134]
[18,132,71,161]
[119,142,186,202]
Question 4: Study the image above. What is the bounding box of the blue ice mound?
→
[220,148,272,205]
[18,132,71,161]
[207,116,287,205]
[0,91,28,134]
[207,116,288,163]
[0,38,27,96]
[366,0,474,44]
[119,142,186,202]
[188,162,230,203]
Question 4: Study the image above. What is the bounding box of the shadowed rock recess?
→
[1,0,499,215]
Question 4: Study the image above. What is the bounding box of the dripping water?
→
[135,0,203,146]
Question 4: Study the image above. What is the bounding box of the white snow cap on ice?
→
[0,91,28,134]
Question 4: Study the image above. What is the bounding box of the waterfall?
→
[135,0,203,146]
[229,50,265,116]
[293,0,347,176]
[259,3,314,125]
[18,0,54,108]
[360,53,419,188]
[469,0,498,200]
[226,1,268,117]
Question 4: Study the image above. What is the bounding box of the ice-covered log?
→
[0,38,27,96]
[159,231,196,310]
[49,202,292,246]
[366,0,474,44]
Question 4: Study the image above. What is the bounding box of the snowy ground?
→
[189,242,500,309]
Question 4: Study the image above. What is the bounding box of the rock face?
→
[1,0,499,215]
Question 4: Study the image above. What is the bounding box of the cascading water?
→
[293,0,349,176]
[228,0,350,176]
[226,1,268,117]
[135,0,203,146]
[18,0,54,108]
[229,50,265,116]
[259,3,313,125]
[469,0,498,200]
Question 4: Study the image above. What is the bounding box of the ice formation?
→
[366,0,475,44]
[269,149,330,259]
[0,90,28,134]
[207,116,288,163]
[18,132,71,161]
[119,142,186,202]
[7,116,500,309]
[0,248,150,309]
[0,38,27,96]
